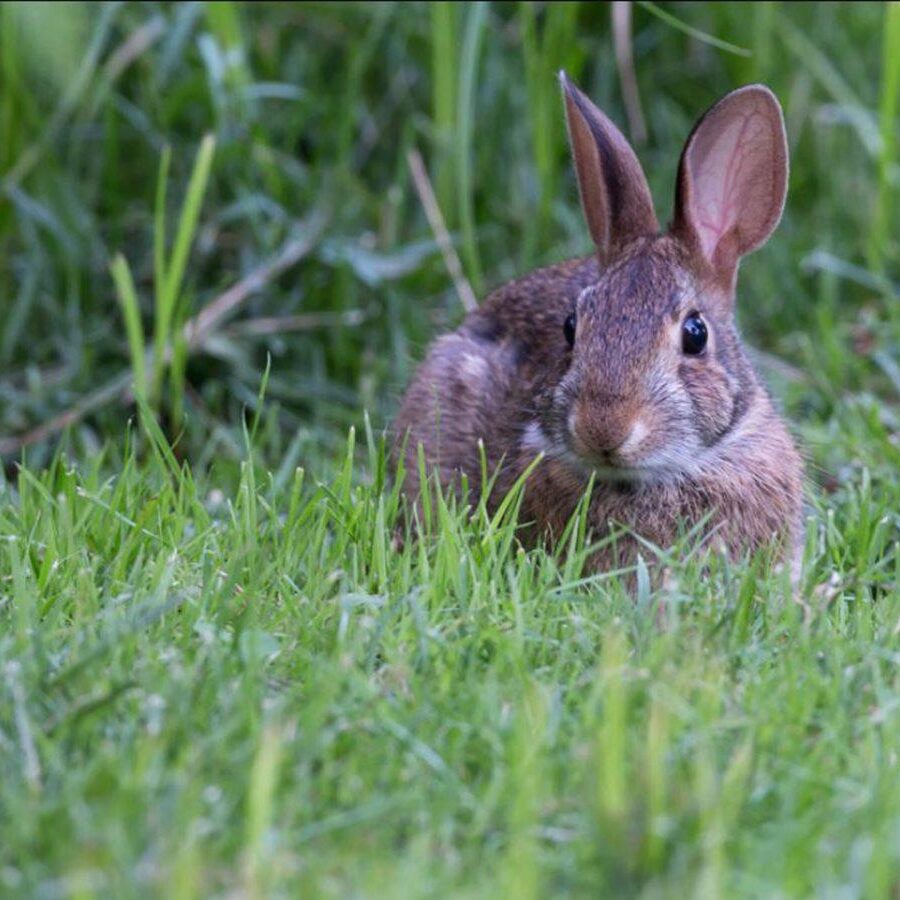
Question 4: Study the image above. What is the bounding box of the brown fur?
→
[391,79,804,575]
[563,74,658,262]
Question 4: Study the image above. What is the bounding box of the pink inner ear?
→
[688,107,773,264]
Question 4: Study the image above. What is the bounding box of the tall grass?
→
[0,1,893,468]
[110,253,146,403]
[110,134,215,426]
[456,1,489,296]
[520,2,583,266]
[869,0,900,282]
[430,2,459,223]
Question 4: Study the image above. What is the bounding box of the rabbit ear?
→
[560,72,658,265]
[672,85,788,282]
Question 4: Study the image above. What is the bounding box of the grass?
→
[0,1,899,896]
[0,425,899,897]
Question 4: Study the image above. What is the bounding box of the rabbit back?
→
[392,256,597,505]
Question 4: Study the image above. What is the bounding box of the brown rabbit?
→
[393,73,804,573]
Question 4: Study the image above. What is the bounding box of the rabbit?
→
[392,72,804,574]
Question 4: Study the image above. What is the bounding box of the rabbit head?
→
[533,74,789,483]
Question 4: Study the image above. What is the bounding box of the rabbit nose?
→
[568,399,636,457]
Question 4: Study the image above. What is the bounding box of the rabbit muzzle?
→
[567,392,648,469]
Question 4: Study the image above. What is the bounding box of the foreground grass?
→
[1,417,898,898]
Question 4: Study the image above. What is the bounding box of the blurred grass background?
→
[0,0,897,486]
[2,4,900,896]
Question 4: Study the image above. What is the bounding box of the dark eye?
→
[681,313,708,355]
[564,312,577,348]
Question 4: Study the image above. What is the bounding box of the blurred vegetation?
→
[0,1,896,484]
[2,4,900,896]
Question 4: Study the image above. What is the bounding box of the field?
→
[1,2,899,896]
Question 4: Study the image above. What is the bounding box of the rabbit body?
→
[393,77,805,570]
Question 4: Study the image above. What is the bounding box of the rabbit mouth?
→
[567,427,655,481]
[525,419,691,485]
[525,420,656,482]
[565,438,686,484]
[576,452,655,482]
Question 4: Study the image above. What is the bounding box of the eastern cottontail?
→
[393,73,804,572]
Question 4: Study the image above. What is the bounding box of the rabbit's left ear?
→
[672,85,788,283]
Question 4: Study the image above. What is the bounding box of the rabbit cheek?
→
[679,363,735,445]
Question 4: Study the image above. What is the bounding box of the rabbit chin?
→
[521,420,701,486]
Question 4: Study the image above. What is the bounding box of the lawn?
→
[1,2,900,896]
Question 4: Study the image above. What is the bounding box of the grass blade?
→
[868,1,900,276]
[153,133,216,407]
[154,144,171,321]
[637,1,751,57]
[110,253,146,403]
[430,1,458,221]
[520,1,583,266]
[456,1,488,296]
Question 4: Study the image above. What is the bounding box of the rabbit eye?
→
[564,312,577,348]
[681,313,708,355]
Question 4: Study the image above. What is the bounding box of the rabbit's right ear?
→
[560,72,658,265]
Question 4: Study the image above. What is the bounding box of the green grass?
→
[0,425,898,897]
[1,1,899,896]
